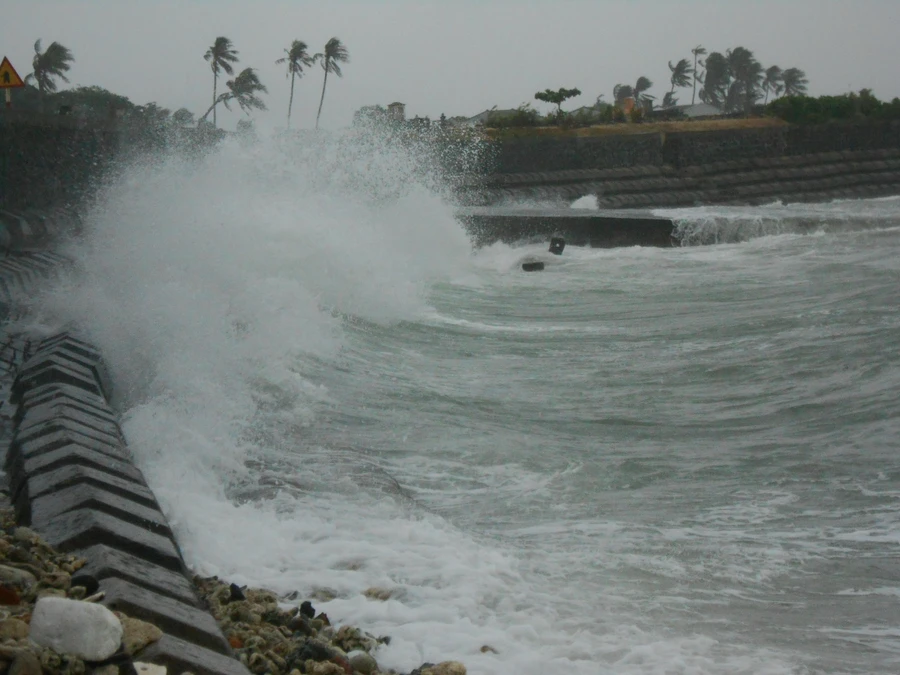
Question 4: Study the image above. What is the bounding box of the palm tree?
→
[633,76,654,109]
[25,40,74,112]
[613,84,633,106]
[668,58,693,98]
[276,40,314,128]
[313,37,350,129]
[781,68,809,97]
[700,51,729,109]
[198,67,268,125]
[691,45,707,105]
[203,37,239,128]
[762,65,783,105]
[726,47,763,114]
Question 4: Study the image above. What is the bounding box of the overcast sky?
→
[5,1,900,130]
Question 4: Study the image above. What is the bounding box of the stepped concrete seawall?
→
[0,216,250,675]
[459,121,900,211]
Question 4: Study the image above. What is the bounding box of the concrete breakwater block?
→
[6,330,249,675]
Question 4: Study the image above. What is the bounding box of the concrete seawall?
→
[459,121,900,208]
[0,219,250,675]
[457,207,677,248]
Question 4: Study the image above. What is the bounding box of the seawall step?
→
[4,330,250,675]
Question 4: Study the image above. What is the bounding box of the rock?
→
[119,615,163,655]
[12,528,40,545]
[418,662,467,675]
[303,661,346,675]
[480,645,498,654]
[29,596,123,661]
[348,651,378,675]
[133,663,166,675]
[0,565,37,589]
[228,584,245,602]
[0,585,21,605]
[287,613,313,636]
[9,652,41,675]
[92,666,119,675]
[0,618,29,640]
[363,587,392,601]
[299,600,315,619]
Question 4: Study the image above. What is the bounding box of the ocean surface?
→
[25,136,900,674]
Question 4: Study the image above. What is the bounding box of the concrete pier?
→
[456,207,677,248]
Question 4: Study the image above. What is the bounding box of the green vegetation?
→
[767,90,900,125]
[314,37,350,130]
[276,40,314,128]
[534,88,582,113]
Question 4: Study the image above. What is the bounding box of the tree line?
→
[17,35,351,129]
[610,45,808,114]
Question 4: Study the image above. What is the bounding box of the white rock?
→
[134,663,167,675]
[29,596,123,661]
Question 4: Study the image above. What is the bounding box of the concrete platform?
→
[456,207,676,248]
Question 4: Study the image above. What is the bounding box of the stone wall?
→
[490,133,664,174]
[486,120,900,176]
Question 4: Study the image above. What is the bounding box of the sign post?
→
[0,57,26,108]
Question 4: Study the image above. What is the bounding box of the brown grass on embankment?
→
[484,117,788,140]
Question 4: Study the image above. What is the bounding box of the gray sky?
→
[5,1,900,130]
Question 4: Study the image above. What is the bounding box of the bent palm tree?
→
[762,65,783,104]
[276,40,314,128]
[198,67,268,125]
[26,40,74,112]
[668,58,693,97]
[204,37,239,128]
[633,76,654,108]
[691,45,707,105]
[781,68,809,97]
[313,37,350,129]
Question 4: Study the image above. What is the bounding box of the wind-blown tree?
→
[276,40,314,128]
[198,67,268,125]
[25,40,74,112]
[662,91,678,109]
[726,47,763,113]
[313,37,350,129]
[534,87,582,113]
[691,45,707,105]
[667,58,693,107]
[762,65,783,104]
[203,37,239,128]
[614,76,654,109]
[699,51,729,109]
[781,68,809,97]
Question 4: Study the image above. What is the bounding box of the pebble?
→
[29,596,124,661]
[0,617,30,640]
[119,614,164,655]
[0,564,37,589]
[9,652,42,675]
[348,651,378,674]
[134,664,167,675]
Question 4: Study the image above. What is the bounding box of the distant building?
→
[671,102,723,118]
[387,102,406,122]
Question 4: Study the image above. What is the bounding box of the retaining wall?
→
[0,247,249,675]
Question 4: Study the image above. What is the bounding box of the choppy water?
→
[22,135,900,675]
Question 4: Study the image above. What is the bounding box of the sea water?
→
[23,134,900,674]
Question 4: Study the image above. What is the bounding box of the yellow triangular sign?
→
[0,57,25,89]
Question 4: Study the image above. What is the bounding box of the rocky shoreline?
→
[0,504,466,675]
[191,576,465,675]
